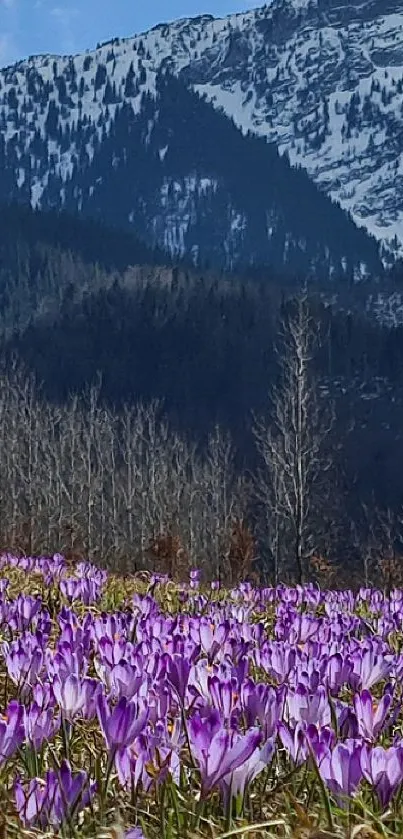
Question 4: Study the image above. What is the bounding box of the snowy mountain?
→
[0,0,401,275]
[150,0,403,258]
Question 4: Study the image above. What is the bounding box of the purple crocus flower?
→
[166,653,192,705]
[115,735,154,792]
[74,561,106,586]
[24,702,60,751]
[361,745,403,808]
[58,609,92,656]
[220,737,275,803]
[288,614,322,646]
[109,662,145,702]
[326,653,353,695]
[285,684,331,728]
[60,577,101,605]
[188,707,262,796]
[349,647,393,691]
[14,777,49,828]
[189,569,202,589]
[240,681,283,740]
[97,695,149,752]
[279,721,332,767]
[354,690,392,742]
[132,594,158,621]
[95,635,132,674]
[11,595,42,631]
[122,717,185,789]
[0,578,9,595]
[198,619,229,661]
[208,676,240,721]
[0,701,25,762]
[318,740,364,807]
[32,682,56,711]
[257,641,296,683]
[53,675,102,722]
[3,634,44,691]
[46,641,88,680]
[15,760,95,828]
[305,723,336,756]
[336,704,359,739]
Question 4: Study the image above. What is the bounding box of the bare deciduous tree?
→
[0,361,246,582]
[253,296,333,584]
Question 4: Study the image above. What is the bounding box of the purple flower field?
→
[0,555,403,837]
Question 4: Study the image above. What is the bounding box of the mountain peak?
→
[0,0,401,267]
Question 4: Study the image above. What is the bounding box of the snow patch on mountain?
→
[1,0,403,258]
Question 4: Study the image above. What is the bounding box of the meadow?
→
[0,554,402,838]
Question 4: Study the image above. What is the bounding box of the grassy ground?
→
[0,559,401,839]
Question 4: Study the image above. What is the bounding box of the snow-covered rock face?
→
[1,0,403,258]
[165,0,403,257]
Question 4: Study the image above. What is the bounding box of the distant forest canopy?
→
[0,201,403,532]
[0,305,401,589]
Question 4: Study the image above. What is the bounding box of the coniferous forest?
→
[0,202,403,586]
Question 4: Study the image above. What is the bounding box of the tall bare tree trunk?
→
[253,295,333,584]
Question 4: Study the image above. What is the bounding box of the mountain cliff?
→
[0,4,391,280]
[148,0,403,258]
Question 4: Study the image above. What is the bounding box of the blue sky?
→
[0,0,257,66]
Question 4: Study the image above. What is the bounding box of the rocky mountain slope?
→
[0,71,382,282]
[2,0,403,262]
[0,1,398,280]
[172,0,403,259]
[151,0,403,258]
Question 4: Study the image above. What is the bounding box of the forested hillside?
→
[0,202,169,335]
[0,62,384,281]
[0,202,403,533]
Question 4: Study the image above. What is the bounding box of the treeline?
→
[0,202,169,337]
[2,205,403,584]
[0,361,249,581]
[10,264,403,510]
[2,202,403,446]
[2,298,403,590]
